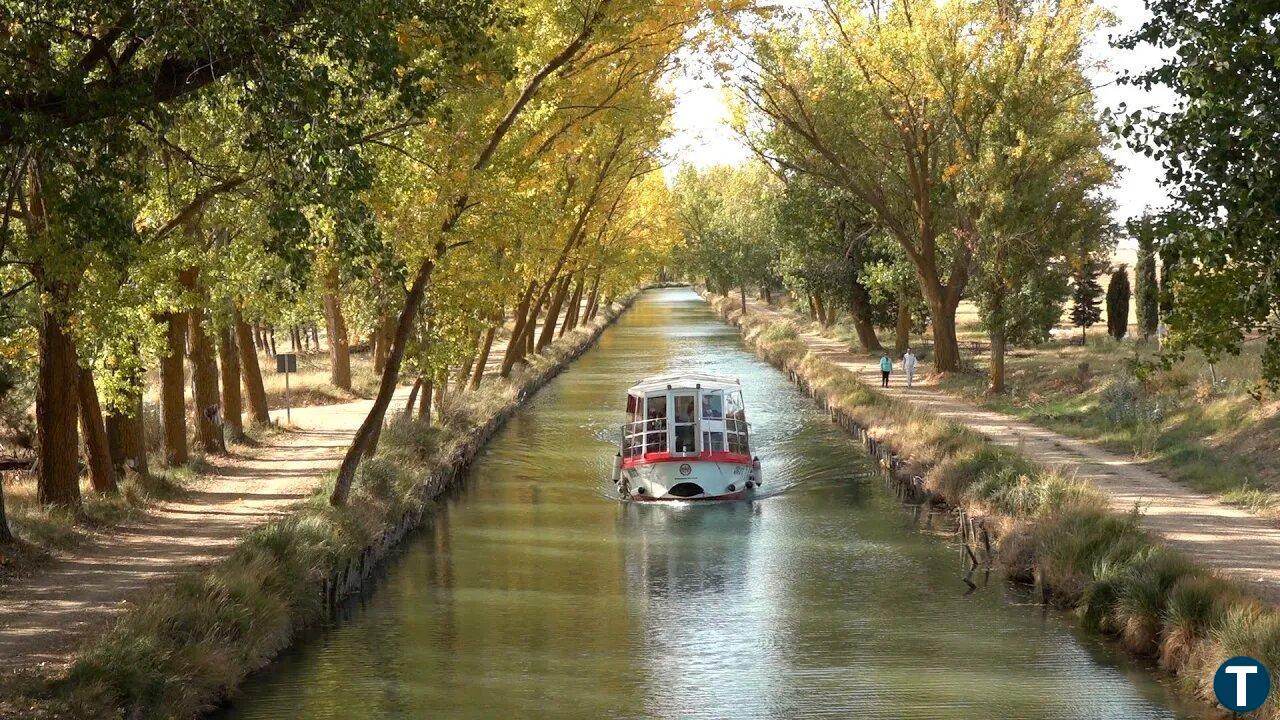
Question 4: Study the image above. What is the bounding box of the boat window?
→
[703,430,726,452]
[726,391,745,421]
[675,394,696,424]
[645,395,668,453]
[701,392,722,419]
[673,393,697,453]
[623,395,642,457]
[726,390,749,455]
[675,425,696,453]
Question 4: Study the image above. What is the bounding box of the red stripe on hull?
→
[621,451,751,470]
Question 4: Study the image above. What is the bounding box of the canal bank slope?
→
[0,291,644,720]
[704,290,1280,717]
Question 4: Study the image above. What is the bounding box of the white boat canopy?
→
[626,372,740,395]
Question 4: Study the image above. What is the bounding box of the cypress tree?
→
[1135,234,1159,337]
[1106,266,1130,340]
[1071,254,1104,344]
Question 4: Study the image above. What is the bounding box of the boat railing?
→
[621,418,667,458]
[620,417,752,458]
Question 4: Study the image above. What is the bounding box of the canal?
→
[221,287,1207,720]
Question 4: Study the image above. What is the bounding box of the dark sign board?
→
[276,353,298,373]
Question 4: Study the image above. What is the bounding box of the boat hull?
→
[615,459,760,501]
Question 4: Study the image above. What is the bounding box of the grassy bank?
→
[0,293,640,720]
[934,340,1279,512]
[790,290,1280,514]
[709,292,1280,717]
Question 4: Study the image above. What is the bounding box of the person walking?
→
[879,353,892,388]
[903,348,918,389]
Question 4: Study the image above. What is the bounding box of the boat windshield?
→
[645,395,668,453]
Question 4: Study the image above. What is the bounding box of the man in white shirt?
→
[903,348,918,388]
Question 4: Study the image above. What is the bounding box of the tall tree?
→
[1106,267,1131,341]
[1071,248,1105,344]
[1133,224,1160,339]
[1118,0,1280,386]
[733,0,1110,372]
[329,0,707,504]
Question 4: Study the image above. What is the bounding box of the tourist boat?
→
[611,373,762,501]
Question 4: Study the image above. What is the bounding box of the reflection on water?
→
[221,288,1208,720]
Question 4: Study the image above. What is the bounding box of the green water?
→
[221,288,1208,720]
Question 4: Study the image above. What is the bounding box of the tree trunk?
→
[470,325,497,390]
[375,315,394,374]
[457,329,482,385]
[105,408,127,475]
[323,266,352,391]
[217,323,244,440]
[762,285,772,305]
[807,293,818,320]
[560,273,585,336]
[0,471,13,544]
[234,307,271,424]
[537,275,572,351]
[35,306,82,506]
[331,251,442,506]
[433,368,450,426]
[812,294,827,326]
[500,282,537,378]
[584,272,602,321]
[922,290,962,373]
[848,284,883,352]
[739,285,748,315]
[267,326,277,357]
[895,291,912,355]
[524,294,541,356]
[419,375,433,424]
[989,327,1007,394]
[77,367,118,494]
[111,386,148,477]
[188,307,225,454]
[159,312,189,467]
[404,377,422,417]
[372,322,386,374]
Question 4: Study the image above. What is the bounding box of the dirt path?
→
[0,303,583,671]
[743,297,1280,604]
[0,390,412,671]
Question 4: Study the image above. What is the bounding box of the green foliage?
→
[1106,267,1131,340]
[671,162,781,295]
[1133,225,1160,338]
[1118,0,1280,387]
[1070,244,1105,338]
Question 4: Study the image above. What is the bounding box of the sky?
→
[662,1,1178,232]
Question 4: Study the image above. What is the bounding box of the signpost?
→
[276,352,297,424]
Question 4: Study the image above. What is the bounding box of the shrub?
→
[1099,374,1164,428]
